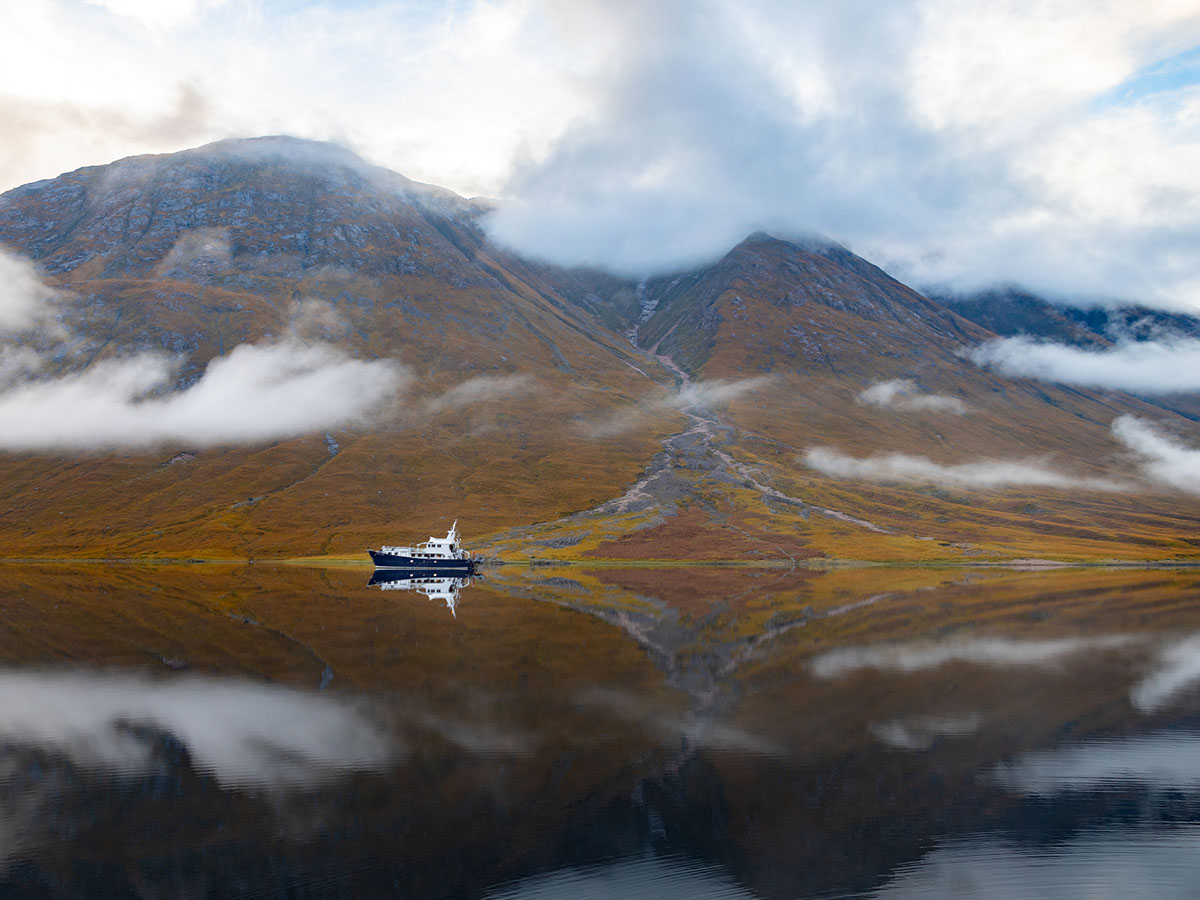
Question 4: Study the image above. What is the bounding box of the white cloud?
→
[1112,416,1200,495]
[1,2,1198,306]
[88,0,228,31]
[810,635,1131,679]
[803,446,1124,491]
[0,669,393,789]
[0,339,405,450]
[968,337,1200,394]
[0,254,406,450]
[0,248,63,331]
[485,0,1200,303]
[670,376,773,410]
[858,379,967,413]
[424,374,536,414]
[578,376,770,438]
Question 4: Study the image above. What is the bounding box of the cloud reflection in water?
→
[869,829,1200,900]
[992,732,1200,796]
[1132,635,1200,712]
[0,669,394,789]
[810,636,1132,679]
[485,855,757,900]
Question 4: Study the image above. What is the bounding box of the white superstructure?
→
[378,521,470,561]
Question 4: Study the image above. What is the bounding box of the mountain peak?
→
[733,229,841,256]
[0,134,481,278]
[174,134,372,169]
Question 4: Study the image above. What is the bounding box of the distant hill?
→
[935,285,1200,346]
[0,138,1198,562]
[934,286,1200,421]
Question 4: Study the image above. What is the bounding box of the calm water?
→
[0,563,1199,897]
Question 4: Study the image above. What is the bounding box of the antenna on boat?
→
[449,519,458,542]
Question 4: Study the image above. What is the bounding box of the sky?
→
[2,0,1200,308]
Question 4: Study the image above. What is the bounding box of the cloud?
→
[1112,416,1200,495]
[0,339,405,450]
[424,374,536,414]
[0,255,406,450]
[670,376,773,410]
[991,731,1200,795]
[968,337,1200,394]
[484,1,1200,305]
[803,446,1124,491]
[810,635,1131,679]
[156,225,232,276]
[0,248,64,331]
[0,669,393,789]
[88,0,228,32]
[3,2,1199,306]
[858,379,967,413]
[579,376,770,437]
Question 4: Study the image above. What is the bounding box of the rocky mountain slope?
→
[0,137,1198,561]
[0,137,677,557]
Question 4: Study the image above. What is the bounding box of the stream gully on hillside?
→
[0,563,1199,897]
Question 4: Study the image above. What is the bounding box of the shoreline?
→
[0,556,1198,570]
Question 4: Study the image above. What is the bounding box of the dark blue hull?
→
[368,550,474,572]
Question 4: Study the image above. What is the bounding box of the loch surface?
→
[0,563,1199,898]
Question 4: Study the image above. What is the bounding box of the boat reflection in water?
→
[367,569,473,617]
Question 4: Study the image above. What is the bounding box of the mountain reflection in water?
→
[0,563,1197,897]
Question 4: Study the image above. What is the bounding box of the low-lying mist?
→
[802,446,1126,491]
[0,248,549,451]
[968,336,1200,394]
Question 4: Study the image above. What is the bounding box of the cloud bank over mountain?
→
[2,0,1199,308]
[0,249,404,450]
[1112,416,1200,495]
[858,379,967,414]
[0,340,405,451]
[803,447,1124,492]
[969,337,1200,393]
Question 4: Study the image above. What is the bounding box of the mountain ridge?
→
[0,136,1198,562]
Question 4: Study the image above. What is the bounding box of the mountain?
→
[0,137,1198,562]
[933,286,1200,423]
[935,286,1200,347]
[509,232,1200,562]
[0,137,677,558]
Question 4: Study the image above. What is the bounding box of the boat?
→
[366,571,471,617]
[368,520,475,572]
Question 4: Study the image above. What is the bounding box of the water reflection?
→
[0,563,1195,897]
[1132,634,1200,711]
[869,713,983,751]
[367,569,473,616]
[0,669,393,788]
[868,829,1200,899]
[992,732,1200,795]
[486,854,758,899]
[810,635,1134,678]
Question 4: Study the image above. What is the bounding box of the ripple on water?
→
[866,826,1200,899]
[484,854,759,900]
